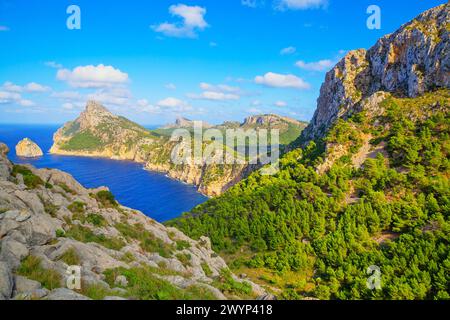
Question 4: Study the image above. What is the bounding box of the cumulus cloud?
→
[254,72,310,90]
[188,82,241,101]
[280,46,296,55]
[157,97,191,113]
[57,64,129,88]
[295,59,334,71]
[88,87,132,106]
[152,4,208,38]
[275,0,328,10]
[0,91,35,107]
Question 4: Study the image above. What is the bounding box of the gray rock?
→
[46,288,91,300]
[0,261,13,299]
[14,276,42,293]
[103,296,127,300]
[0,237,29,269]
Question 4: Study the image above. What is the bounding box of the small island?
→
[15,138,44,158]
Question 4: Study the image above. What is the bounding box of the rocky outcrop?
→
[302,4,449,142]
[0,142,265,300]
[162,117,212,129]
[15,138,43,158]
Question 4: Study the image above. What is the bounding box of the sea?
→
[0,124,208,222]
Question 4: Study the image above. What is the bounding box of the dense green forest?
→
[168,90,450,299]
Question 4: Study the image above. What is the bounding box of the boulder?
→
[0,261,13,299]
[15,138,43,158]
[46,288,91,300]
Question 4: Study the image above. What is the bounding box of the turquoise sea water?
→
[0,124,207,222]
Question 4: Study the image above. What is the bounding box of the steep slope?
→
[168,4,450,300]
[51,102,306,196]
[0,143,265,300]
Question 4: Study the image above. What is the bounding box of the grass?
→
[115,223,173,258]
[213,269,253,297]
[12,165,44,189]
[176,253,192,267]
[68,201,86,214]
[17,256,62,290]
[176,240,191,251]
[65,225,125,251]
[58,248,81,265]
[103,267,217,300]
[57,182,76,195]
[201,263,213,277]
[79,281,123,300]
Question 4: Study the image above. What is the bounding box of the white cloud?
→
[152,4,208,38]
[24,82,51,92]
[255,72,310,90]
[0,91,35,107]
[137,99,150,107]
[88,87,132,106]
[280,46,296,55]
[45,61,63,69]
[275,0,328,10]
[2,81,51,93]
[274,100,287,107]
[0,26,9,31]
[242,0,265,8]
[189,82,241,101]
[295,59,334,71]
[165,83,177,90]
[199,82,240,93]
[2,82,22,93]
[189,91,240,101]
[157,97,191,112]
[57,64,129,88]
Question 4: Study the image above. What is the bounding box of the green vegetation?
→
[68,201,86,214]
[58,248,81,265]
[12,165,44,189]
[94,190,118,208]
[213,269,253,297]
[115,223,173,258]
[60,131,104,151]
[103,266,217,300]
[17,256,62,290]
[65,225,125,251]
[176,240,191,251]
[169,90,450,300]
[201,263,213,277]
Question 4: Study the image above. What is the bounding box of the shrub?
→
[17,256,62,290]
[12,165,44,189]
[86,213,107,227]
[58,248,81,266]
[201,263,213,277]
[68,201,86,214]
[65,225,125,250]
[176,240,191,251]
[95,191,118,208]
[176,253,192,267]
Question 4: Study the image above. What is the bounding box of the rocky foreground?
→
[0,143,265,300]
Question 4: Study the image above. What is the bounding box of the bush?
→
[58,248,81,265]
[65,225,125,250]
[12,165,44,189]
[95,191,118,208]
[201,263,213,277]
[17,256,62,290]
[68,201,86,214]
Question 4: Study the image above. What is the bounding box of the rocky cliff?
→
[0,143,265,300]
[15,138,43,158]
[302,3,449,142]
[51,101,306,196]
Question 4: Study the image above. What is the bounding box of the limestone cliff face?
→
[302,4,449,142]
[0,143,265,300]
[15,138,43,158]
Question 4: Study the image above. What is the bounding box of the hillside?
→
[50,102,306,196]
[168,4,450,300]
[0,143,265,300]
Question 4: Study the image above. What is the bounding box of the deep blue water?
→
[0,124,208,222]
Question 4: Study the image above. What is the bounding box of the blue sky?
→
[0,0,446,125]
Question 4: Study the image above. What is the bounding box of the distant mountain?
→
[169,4,450,300]
[50,101,306,196]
